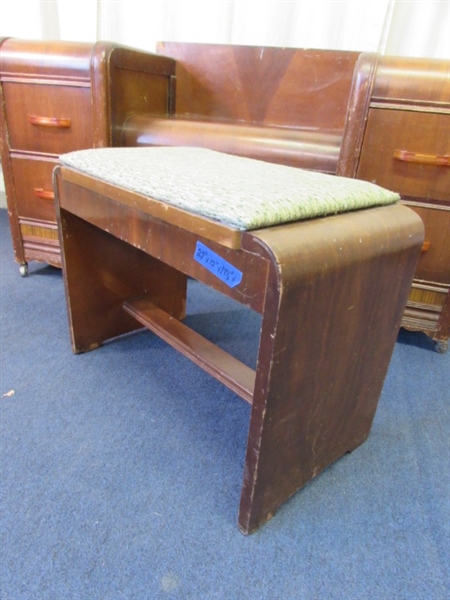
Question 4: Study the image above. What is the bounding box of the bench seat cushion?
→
[60,147,399,231]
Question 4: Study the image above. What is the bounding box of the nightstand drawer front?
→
[404,203,450,284]
[3,82,93,154]
[11,157,58,222]
[357,109,449,202]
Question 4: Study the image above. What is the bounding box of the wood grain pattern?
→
[157,42,360,130]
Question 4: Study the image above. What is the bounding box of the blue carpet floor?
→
[1,208,449,599]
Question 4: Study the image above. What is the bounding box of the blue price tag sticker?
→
[194,241,243,288]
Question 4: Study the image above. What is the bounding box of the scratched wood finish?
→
[55,164,424,534]
[239,205,424,533]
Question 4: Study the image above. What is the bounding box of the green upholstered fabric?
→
[60,147,399,231]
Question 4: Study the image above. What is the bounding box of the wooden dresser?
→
[1,40,449,350]
[0,38,174,274]
[338,55,450,352]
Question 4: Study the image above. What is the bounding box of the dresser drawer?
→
[3,82,93,154]
[19,219,60,263]
[11,157,58,222]
[404,202,450,284]
[357,109,449,202]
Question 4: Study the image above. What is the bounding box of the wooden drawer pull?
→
[394,149,449,166]
[28,115,71,128]
[421,241,431,252]
[34,187,55,201]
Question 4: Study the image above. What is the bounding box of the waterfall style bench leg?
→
[237,213,422,533]
[54,149,423,534]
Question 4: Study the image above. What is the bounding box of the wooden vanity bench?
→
[54,146,423,534]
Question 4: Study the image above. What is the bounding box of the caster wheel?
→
[434,340,448,354]
[19,263,28,277]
